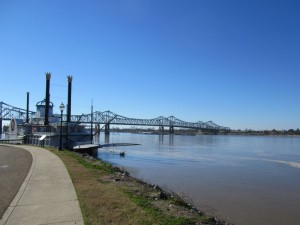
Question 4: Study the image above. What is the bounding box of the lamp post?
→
[59,102,65,150]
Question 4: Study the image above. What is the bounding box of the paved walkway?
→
[0,145,84,225]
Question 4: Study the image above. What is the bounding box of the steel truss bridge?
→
[0,101,230,133]
[0,101,36,121]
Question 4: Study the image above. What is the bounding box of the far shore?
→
[105,128,300,136]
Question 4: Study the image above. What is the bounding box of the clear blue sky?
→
[1,0,300,130]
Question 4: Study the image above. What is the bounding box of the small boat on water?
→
[119,151,125,157]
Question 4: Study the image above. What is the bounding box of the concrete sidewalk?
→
[0,145,84,225]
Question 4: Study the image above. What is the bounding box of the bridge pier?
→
[169,126,174,134]
[105,124,110,135]
[159,126,164,134]
[94,124,100,144]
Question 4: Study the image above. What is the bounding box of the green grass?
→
[59,150,121,173]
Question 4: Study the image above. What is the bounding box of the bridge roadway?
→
[0,101,230,133]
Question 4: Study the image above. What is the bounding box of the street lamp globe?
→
[59,102,65,113]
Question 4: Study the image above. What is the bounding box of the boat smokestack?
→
[67,75,72,123]
[26,92,29,123]
[44,72,51,125]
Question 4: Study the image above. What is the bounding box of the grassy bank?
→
[48,148,224,225]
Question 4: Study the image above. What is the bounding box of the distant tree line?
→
[230,129,300,135]
[109,127,300,135]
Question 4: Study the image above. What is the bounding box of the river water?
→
[97,133,300,225]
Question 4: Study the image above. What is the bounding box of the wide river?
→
[97,133,300,225]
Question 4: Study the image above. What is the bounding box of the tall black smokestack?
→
[26,92,29,123]
[44,72,51,126]
[67,75,72,123]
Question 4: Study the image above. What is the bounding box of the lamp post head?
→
[59,102,65,113]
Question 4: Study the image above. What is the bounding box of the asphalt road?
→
[0,145,32,219]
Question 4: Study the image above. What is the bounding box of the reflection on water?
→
[98,133,300,225]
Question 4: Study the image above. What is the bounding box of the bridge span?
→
[58,110,230,132]
[0,101,230,134]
